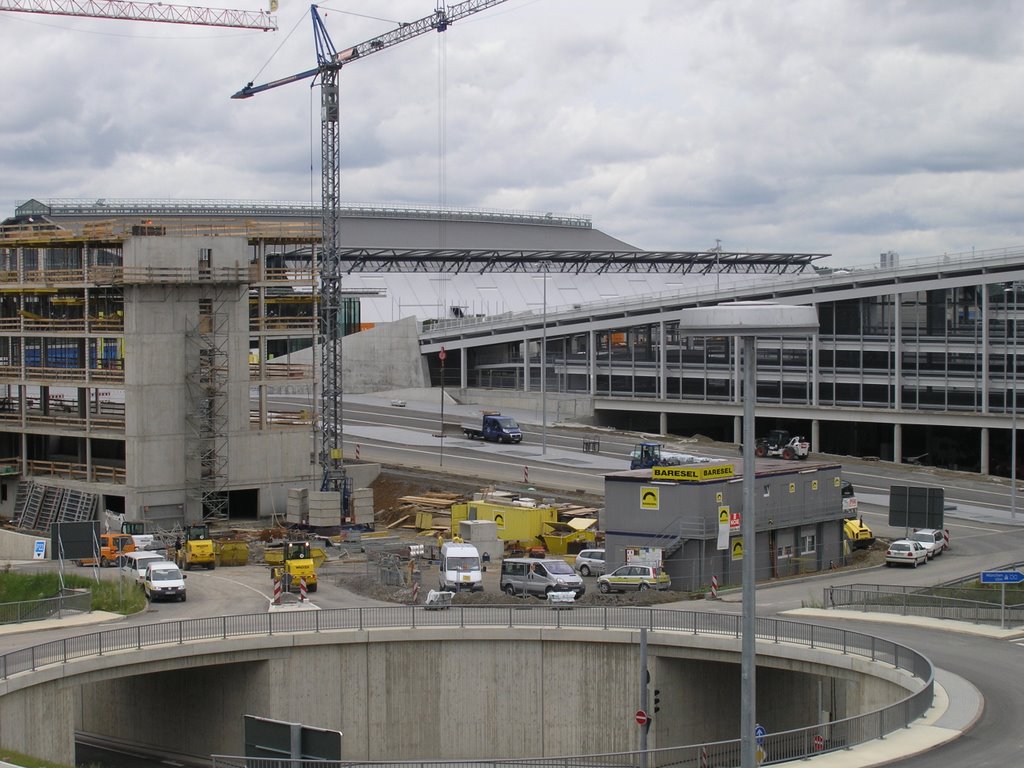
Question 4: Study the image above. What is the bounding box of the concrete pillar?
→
[589,329,597,396]
[894,291,902,410]
[980,427,990,475]
[893,423,902,465]
[460,348,468,389]
[659,411,668,436]
[811,420,820,453]
[734,415,742,444]
[523,333,530,393]
[658,319,666,399]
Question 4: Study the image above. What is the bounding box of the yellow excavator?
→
[267,540,319,592]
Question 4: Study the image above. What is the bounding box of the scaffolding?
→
[185,284,233,521]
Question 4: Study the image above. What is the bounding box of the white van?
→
[500,557,585,599]
[438,541,483,592]
[120,551,171,587]
[144,562,187,602]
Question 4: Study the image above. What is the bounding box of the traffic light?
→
[653,688,661,714]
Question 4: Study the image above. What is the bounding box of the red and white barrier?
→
[710,575,719,600]
[272,577,282,605]
[299,576,308,602]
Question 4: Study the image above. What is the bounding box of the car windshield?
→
[545,560,574,575]
[909,533,932,544]
[447,556,479,571]
[151,570,179,581]
[890,543,909,551]
[496,417,519,429]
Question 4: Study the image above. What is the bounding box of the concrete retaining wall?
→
[0,625,920,764]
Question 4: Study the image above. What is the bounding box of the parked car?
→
[119,551,171,587]
[597,564,671,593]
[908,528,946,559]
[884,539,928,568]
[143,562,187,602]
[573,549,606,576]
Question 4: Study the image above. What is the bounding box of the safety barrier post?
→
[299,577,307,602]
[710,575,718,600]
[272,577,282,605]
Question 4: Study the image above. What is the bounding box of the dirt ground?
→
[330,468,892,607]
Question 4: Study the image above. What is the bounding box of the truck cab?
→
[77,532,135,567]
[481,414,522,443]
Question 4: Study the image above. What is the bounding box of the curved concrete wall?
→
[0,625,921,764]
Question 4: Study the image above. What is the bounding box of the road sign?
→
[635,709,649,726]
[439,346,446,362]
[754,723,766,746]
[980,570,1024,584]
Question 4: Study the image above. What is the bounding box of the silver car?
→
[908,529,946,559]
[574,549,606,576]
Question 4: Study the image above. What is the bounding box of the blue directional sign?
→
[754,723,767,746]
[980,570,1024,584]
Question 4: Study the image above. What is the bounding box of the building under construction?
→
[0,203,327,529]
[0,197,643,531]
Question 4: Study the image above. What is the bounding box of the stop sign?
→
[439,346,447,362]
[635,709,649,726]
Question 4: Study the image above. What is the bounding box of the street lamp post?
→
[542,268,548,456]
[1007,283,1020,519]
[677,302,818,768]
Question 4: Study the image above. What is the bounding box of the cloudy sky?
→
[2,0,1023,266]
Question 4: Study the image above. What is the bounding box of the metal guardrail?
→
[0,606,932,766]
[826,577,1024,626]
[0,589,91,625]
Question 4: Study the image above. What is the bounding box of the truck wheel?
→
[100,557,109,568]
[207,562,215,570]
[782,447,796,460]
[754,445,767,458]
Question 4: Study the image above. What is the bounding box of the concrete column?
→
[734,415,742,444]
[658,320,666,399]
[589,329,597,396]
[460,348,468,389]
[893,423,902,465]
[981,288,990,414]
[894,290,902,410]
[659,411,668,436]
[810,334,819,406]
[523,333,530,393]
[811,420,820,453]
[980,427,990,475]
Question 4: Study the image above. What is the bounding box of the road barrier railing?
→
[0,605,933,766]
[825,583,1024,625]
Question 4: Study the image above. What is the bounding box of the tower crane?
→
[233,1,508,516]
[0,0,276,30]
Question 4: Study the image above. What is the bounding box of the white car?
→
[119,551,172,587]
[884,539,928,568]
[908,529,946,559]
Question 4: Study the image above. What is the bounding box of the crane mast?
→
[235,1,508,517]
[0,0,277,29]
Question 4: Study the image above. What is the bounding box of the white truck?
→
[438,541,483,592]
